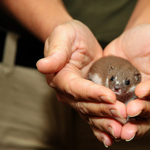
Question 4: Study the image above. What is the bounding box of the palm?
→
[104,24,150,81]
[43,20,103,99]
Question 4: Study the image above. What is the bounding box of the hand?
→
[104,24,150,141]
[36,20,127,147]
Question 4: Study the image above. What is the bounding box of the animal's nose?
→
[114,85,121,91]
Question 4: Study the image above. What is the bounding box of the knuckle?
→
[75,102,110,117]
[88,118,96,126]
[46,74,55,87]
[44,38,50,56]
[56,93,64,103]
[86,83,97,101]
[55,91,68,104]
[88,118,106,131]
[86,91,95,101]
[97,104,109,117]
[90,119,107,134]
[76,102,89,115]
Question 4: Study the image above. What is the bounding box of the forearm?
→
[125,0,150,30]
[0,0,73,42]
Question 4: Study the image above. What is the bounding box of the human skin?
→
[37,0,150,147]
[104,0,150,143]
[1,0,150,147]
[104,24,150,141]
[38,20,127,147]
[0,0,72,42]
[38,21,150,146]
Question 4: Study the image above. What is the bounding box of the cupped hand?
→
[104,24,150,141]
[36,20,127,147]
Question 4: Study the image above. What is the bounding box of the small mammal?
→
[88,55,141,123]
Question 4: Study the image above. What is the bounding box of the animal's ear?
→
[134,72,141,82]
[109,66,114,73]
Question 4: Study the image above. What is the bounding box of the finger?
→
[56,90,126,120]
[36,24,76,74]
[121,120,150,141]
[91,126,114,147]
[127,99,150,118]
[55,78,116,103]
[88,117,123,139]
[74,100,127,119]
[127,80,150,118]
[135,80,150,98]
[36,53,69,74]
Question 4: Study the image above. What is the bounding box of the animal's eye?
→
[110,76,115,81]
[125,80,130,85]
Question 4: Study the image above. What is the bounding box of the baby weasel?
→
[88,55,141,123]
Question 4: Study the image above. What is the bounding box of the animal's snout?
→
[114,85,121,91]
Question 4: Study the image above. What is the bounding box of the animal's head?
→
[107,65,141,96]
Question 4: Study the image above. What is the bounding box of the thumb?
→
[36,25,76,74]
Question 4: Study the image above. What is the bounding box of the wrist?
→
[124,0,150,31]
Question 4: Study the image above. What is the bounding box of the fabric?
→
[0,0,137,43]
[63,0,137,42]
[0,32,73,149]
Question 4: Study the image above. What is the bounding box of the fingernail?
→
[100,96,115,103]
[126,134,136,142]
[36,57,48,67]
[129,110,142,117]
[115,117,127,124]
[102,138,108,148]
[115,138,121,142]
[110,109,123,118]
[108,127,117,139]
